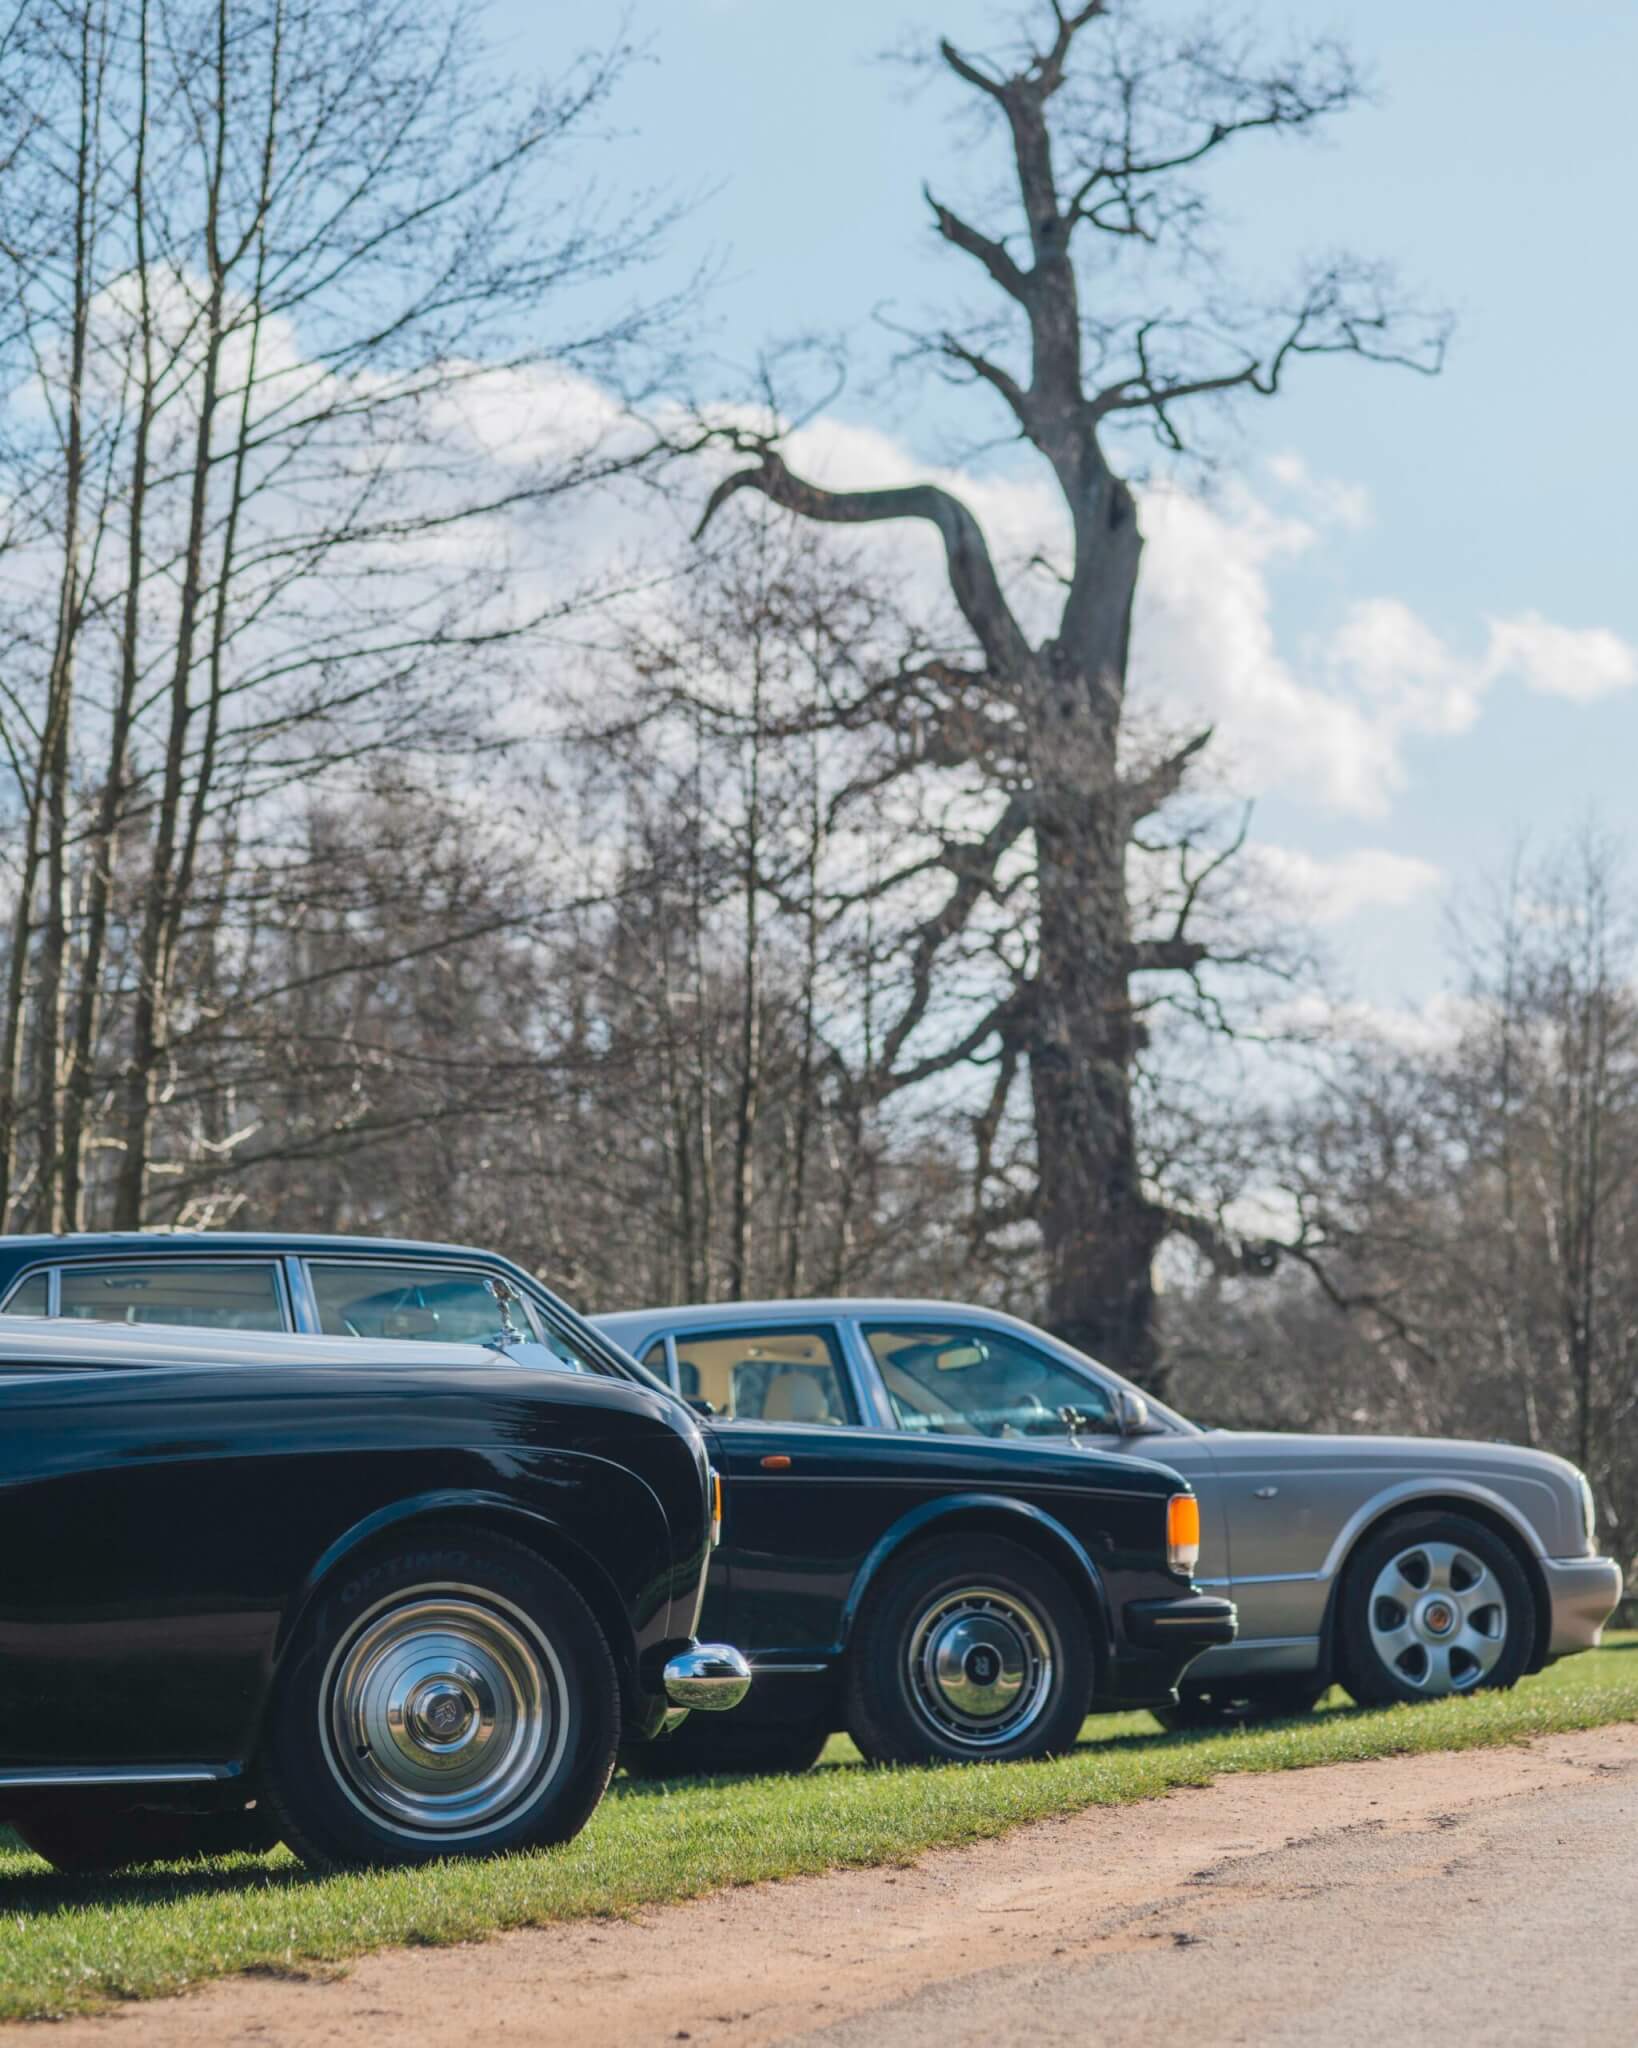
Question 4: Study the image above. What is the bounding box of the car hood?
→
[1204,1429,1583,1485]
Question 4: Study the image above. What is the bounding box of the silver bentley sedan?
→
[595,1297,1623,1723]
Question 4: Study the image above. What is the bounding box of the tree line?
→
[1,2,1628,1567]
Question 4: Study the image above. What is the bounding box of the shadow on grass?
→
[609,1695,1386,1793]
[0,1851,310,1922]
[609,1756,861,1799]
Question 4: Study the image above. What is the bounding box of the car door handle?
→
[1253,1486,1279,1500]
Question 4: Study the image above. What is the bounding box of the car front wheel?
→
[1339,1513,1533,1707]
[845,1536,1091,1766]
[265,1530,619,1869]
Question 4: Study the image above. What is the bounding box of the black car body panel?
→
[0,1325,716,1797]
[695,1419,1227,1722]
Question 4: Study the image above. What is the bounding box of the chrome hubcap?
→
[1367,1542,1507,1694]
[323,1588,567,1837]
[906,1585,1055,1749]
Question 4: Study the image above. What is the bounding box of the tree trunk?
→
[1025,503,1165,1384]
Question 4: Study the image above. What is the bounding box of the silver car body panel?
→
[597,1297,1623,1682]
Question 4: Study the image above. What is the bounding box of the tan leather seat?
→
[761,1368,835,1424]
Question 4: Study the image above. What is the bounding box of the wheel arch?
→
[271,1493,643,1722]
[838,1493,1114,1663]
[1319,1491,1552,1678]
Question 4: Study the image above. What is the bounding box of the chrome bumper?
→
[663,1643,753,1712]
[1542,1555,1624,1659]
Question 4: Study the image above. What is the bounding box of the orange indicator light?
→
[1167,1493,1201,1574]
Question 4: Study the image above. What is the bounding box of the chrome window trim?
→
[660,1314,866,1427]
[836,1316,899,1429]
[656,1333,681,1392]
[0,1254,293,1332]
[284,1253,319,1333]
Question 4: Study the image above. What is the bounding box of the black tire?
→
[1339,1512,1534,1708]
[264,1529,619,1870]
[845,1536,1092,1766]
[13,1799,278,1874]
[1152,1675,1327,1733]
[623,1714,830,1780]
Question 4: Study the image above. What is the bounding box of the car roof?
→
[0,1315,500,1372]
[0,1230,510,1260]
[595,1298,1068,1338]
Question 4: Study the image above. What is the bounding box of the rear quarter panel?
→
[0,1361,704,1770]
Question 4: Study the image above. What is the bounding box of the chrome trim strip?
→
[0,1763,238,1789]
[285,1253,320,1333]
[1212,1572,1326,1589]
[748,1662,830,1675]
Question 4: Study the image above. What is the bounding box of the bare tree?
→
[690,3,1444,1381]
[1225,830,1638,1565]
[0,0,676,1228]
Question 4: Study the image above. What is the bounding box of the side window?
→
[55,1262,287,1332]
[670,1326,856,1426]
[863,1324,1113,1439]
[1,1272,49,1317]
[304,1262,593,1372]
[640,1338,674,1385]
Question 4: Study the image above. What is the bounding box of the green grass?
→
[3,1635,1635,2025]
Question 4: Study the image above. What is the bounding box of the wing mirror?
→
[1116,1388,1154,1436]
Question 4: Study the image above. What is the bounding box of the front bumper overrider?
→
[663,1642,754,1712]
[1125,1592,1239,1651]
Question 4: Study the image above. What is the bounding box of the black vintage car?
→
[630,1419,1230,1777]
[0,1234,1235,1781]
[0,1317,751,1872]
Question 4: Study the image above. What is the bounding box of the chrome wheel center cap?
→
[964,1645,1002,1687]
[405,1677,479,1750]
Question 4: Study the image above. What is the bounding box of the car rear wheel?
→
[845,1537,1092,1766]
[1152,1675,1327,1732]
[264,1530,619,1869]
[12,1800,278,1874]
[623,1713,830,1780]
[1340,1513,1533,1707]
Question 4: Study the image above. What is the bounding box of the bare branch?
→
[694,440,1034,680]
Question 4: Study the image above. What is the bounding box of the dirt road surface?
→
[14,1723,1638,2048]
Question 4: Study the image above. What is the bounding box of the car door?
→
[669,1320,868,1658]
[0,1352,291,1769]
[851,1314,1234,1597]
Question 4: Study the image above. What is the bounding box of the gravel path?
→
[13,1722,1638,2047]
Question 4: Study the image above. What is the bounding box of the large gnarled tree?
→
[696,3,1444,1381]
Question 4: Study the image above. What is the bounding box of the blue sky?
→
[498,0,1637,1018]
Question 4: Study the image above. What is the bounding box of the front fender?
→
[837,1492,1113,1652]
[1319,1475,1549,1580]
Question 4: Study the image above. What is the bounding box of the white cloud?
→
[403,376,1635,832]
[1130,482,1408,815]
[1247,845,1444,926]
[1483,611,1637,704]
[1130,490,1636,816]
[1267,450,1372,531]
[1263,988,1476,1057]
